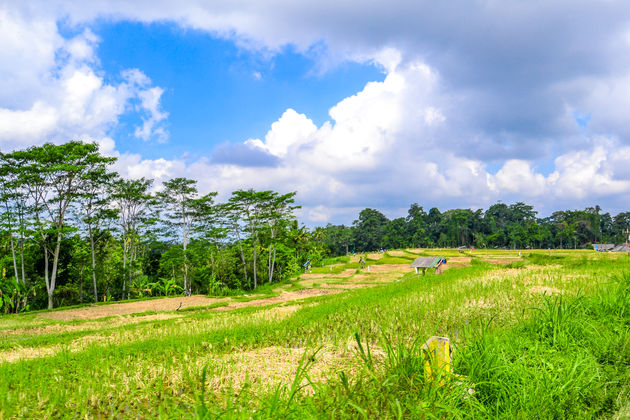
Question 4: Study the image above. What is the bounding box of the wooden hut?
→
[410,256,445,275]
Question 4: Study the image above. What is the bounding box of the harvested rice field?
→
[1,249,629,418]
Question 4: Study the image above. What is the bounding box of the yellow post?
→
[423,336,452,384]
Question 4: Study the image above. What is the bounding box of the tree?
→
[76,159,117,303]
[227,189,297,289]
[383,217,408,249]
[189,191,222,285]
[111,177,154,299]
[158,178,199,295]
[352,208,389,251]
[322,224,353,256]
[613,212,630,243]
[8,141,114,309]
[261,191,298,284]
[406,203,428,247]
[426,207,442,246]
[0,152,31,290]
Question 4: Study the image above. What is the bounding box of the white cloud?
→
[424,107,445,126]
[547,142,630,199]
[134,86,169,142]
[489,160,546,196]
[87,52,630,223]
[248,108,317,157]
[4,1,630,221]
[0,8,168,150]
[148,59,630,221]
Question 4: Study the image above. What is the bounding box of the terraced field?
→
[1,249,629,418]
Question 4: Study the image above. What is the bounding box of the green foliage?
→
[321,255,350,265]
[524,253,565,265]
[0,276,35,313]
[323,200,628,254]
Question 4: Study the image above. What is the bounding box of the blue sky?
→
[2,1,630,223]
[93,21,384,160]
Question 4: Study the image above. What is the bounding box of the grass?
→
[0,250,629,418]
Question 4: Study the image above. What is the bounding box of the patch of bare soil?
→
[365,264,411,273]
[387,250,407,257]
[300,268,356,279]
[39,295,229,321]
[350,253,384,262]
[447,257,472,263]
[319,283,380,289]
[212,289,341,312]
[438,257,472,272]
[0,313,181,337]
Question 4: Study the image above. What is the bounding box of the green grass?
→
[0,250,629,418]
[321,256,350,265]
[372,255,414,265]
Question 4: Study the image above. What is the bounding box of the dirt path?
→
[213,289,341,311]
[39,295,229,321]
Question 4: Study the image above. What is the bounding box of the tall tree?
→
[8,141,113,309]
[111,177,154,299]
[158,178,199,295]
[0,152,31,289]
[352,208,389,251]
[406,203,428,247]
[189,191,222,283]
[262,191,298,284]
[228,190,295,289]
[76,160,117,302]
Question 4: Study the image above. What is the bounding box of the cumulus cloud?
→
[211,140,280,167]
[110,57,630,221]
[0,8,168,150]
[489,160,547,196]
[4,1,630,221]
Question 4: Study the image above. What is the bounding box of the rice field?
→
[1,249,629,418]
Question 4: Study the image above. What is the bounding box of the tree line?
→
[321,203,630,255]
[0,141,628,313]
[0,141,322,312]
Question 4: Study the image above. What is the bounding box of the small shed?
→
[611,244,630,252]
[593,244,615,251]
[410,256,445,275]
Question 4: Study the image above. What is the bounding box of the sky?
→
[2,1,630,224]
